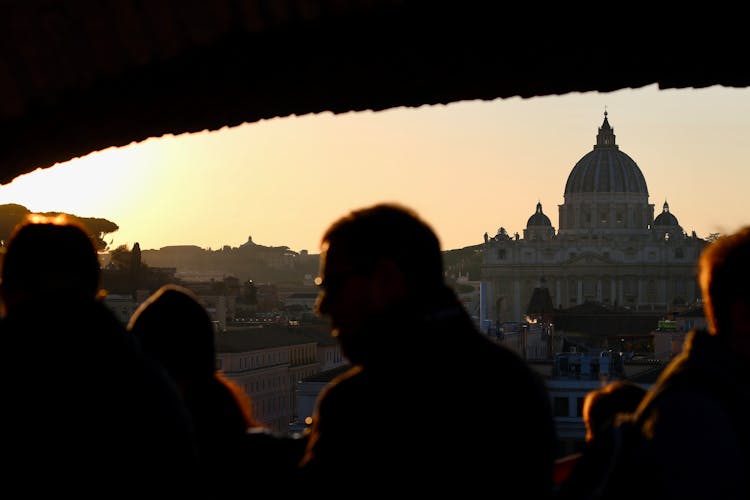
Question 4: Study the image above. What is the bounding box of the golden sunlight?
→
[0,140,164,221]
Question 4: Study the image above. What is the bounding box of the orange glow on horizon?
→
[0,84,748,254]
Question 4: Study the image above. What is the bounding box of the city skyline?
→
[0,83,748,253]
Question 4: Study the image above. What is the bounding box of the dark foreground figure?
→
[575,227,750,500]
[0,215,199,497]
[554,381,646,499]
[617,226,750,500]
[129,283,307,497]
[300,203,558,497]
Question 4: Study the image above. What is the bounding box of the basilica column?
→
[637,277,646,309]
[577,279,583,304]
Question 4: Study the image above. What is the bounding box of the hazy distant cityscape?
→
[0,114,708,448]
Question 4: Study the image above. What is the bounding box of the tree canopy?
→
[0,203,119,251]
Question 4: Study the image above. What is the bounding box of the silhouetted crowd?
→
[1,206,747,499]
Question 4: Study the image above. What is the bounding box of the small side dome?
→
[654,200,679,227]
[527,202,552,227]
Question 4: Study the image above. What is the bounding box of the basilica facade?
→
[480,112,707,328]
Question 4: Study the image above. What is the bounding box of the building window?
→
[583,279,595,298]
[567,279,576,297]
[497,249,506,259]
[553,397,569,417]
[576,397,584,417]
[625,277,636,296]
[675,247,684,259]
[675,278,686,298]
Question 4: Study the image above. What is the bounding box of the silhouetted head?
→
[583,381,646,442]
[698,227,750,358]
[128,284,217,386]
[314,203,445,363]
[1,214,101,314]
[699,227,750,334]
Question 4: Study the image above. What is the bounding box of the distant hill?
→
[139,241,486,286]
[0,202,485,284]
[443,243,484,281]
[140,244,320,284]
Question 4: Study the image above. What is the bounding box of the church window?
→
[583,279,595,298]
[600,213,607,224]
[625,277,636,296]
[675,247,684,259]
[497,249,506,259]
[616,212,623,224]
[553,397,569,417]
[568,280,577,302]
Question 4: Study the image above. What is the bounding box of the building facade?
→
[481,113,707,326]
[216,322,345,433]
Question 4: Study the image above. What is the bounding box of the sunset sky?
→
[0,83,748,254]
